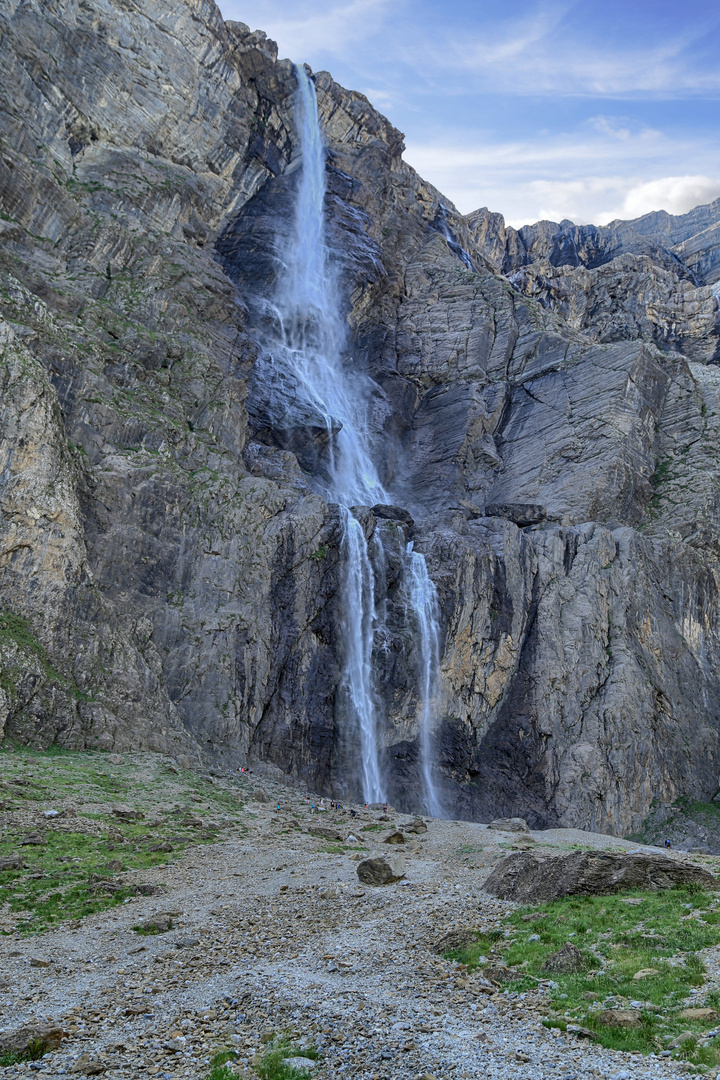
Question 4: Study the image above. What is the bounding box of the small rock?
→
[542,942,584,973]
[515,1050,531,1062]
[669,1031,696,1049]
[566,1024,596,1039]
[282,1057,318,1072]
[107,754,124,765]
[679,1008,718,1020]
[384,831,405,845]
[19,833,45,846]
[597,1009,641,1028]
[29,957,52,968]
[357,855,405,885]
[43,809,60,818]
[174,938,200,949]
[134,913,173,934]
[487,817,530,833]
[104,859,123,874]
[71,1052,106,1075]
[135,883,166,896]
[112,807,144,821]
[125,1004,150,1016]
[403,819,428,834]
[632,968,660,980]
[147,842,173,853]
[0,854,23,870]
[253,789,269,803]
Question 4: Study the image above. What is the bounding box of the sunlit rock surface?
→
[3,0,720,833]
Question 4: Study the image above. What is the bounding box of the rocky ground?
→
[2,750,718,1080]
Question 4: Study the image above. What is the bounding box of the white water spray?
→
[263,65,442,809]
[406,544,443,816]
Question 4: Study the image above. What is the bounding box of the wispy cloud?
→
[220,0,395,58]
[404,127,720,226]
[412,14,720,100]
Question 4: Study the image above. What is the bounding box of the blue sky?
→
[217,0,720,227]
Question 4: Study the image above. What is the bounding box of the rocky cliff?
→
[2,0,720,835]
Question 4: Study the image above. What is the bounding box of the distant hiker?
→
[383,803,387,814]
[350,808,356,819]
[277,803,281,813]
[665,839,672,848]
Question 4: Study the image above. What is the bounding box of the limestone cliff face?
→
[3,0,720,834]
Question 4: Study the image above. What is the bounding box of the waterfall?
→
[263,64,442,809]
[406,544,443,816]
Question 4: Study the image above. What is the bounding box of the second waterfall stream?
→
[264,66,443,813]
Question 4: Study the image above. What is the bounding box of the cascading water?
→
[406,544,443,816]
[261,64,443,809]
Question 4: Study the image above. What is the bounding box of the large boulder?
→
[0,1021,67,1056]
[483,849,719,903]
[487,817,530,833]
[357,855,405,885]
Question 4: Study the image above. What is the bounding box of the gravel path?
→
[0,777,704,1079]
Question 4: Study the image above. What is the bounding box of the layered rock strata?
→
[2,0,720,834]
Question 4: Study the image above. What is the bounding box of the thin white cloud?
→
[404,131,720,227]
[219,0,394,58]
[415,16,720,99]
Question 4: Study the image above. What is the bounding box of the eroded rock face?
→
[483,850,719,903]
[2,0,720,834]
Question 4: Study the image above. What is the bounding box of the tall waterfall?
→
[406,545,443,817]
[267,65,442,810]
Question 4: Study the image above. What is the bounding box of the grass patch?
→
[0,745,247,933]
[444,886,720,1067]
[321,843,368,854]
[257,1034,320,1080]
[207,1048,237,1080]
[0,1038,47,1066]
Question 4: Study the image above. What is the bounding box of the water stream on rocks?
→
[266,66,443,812]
